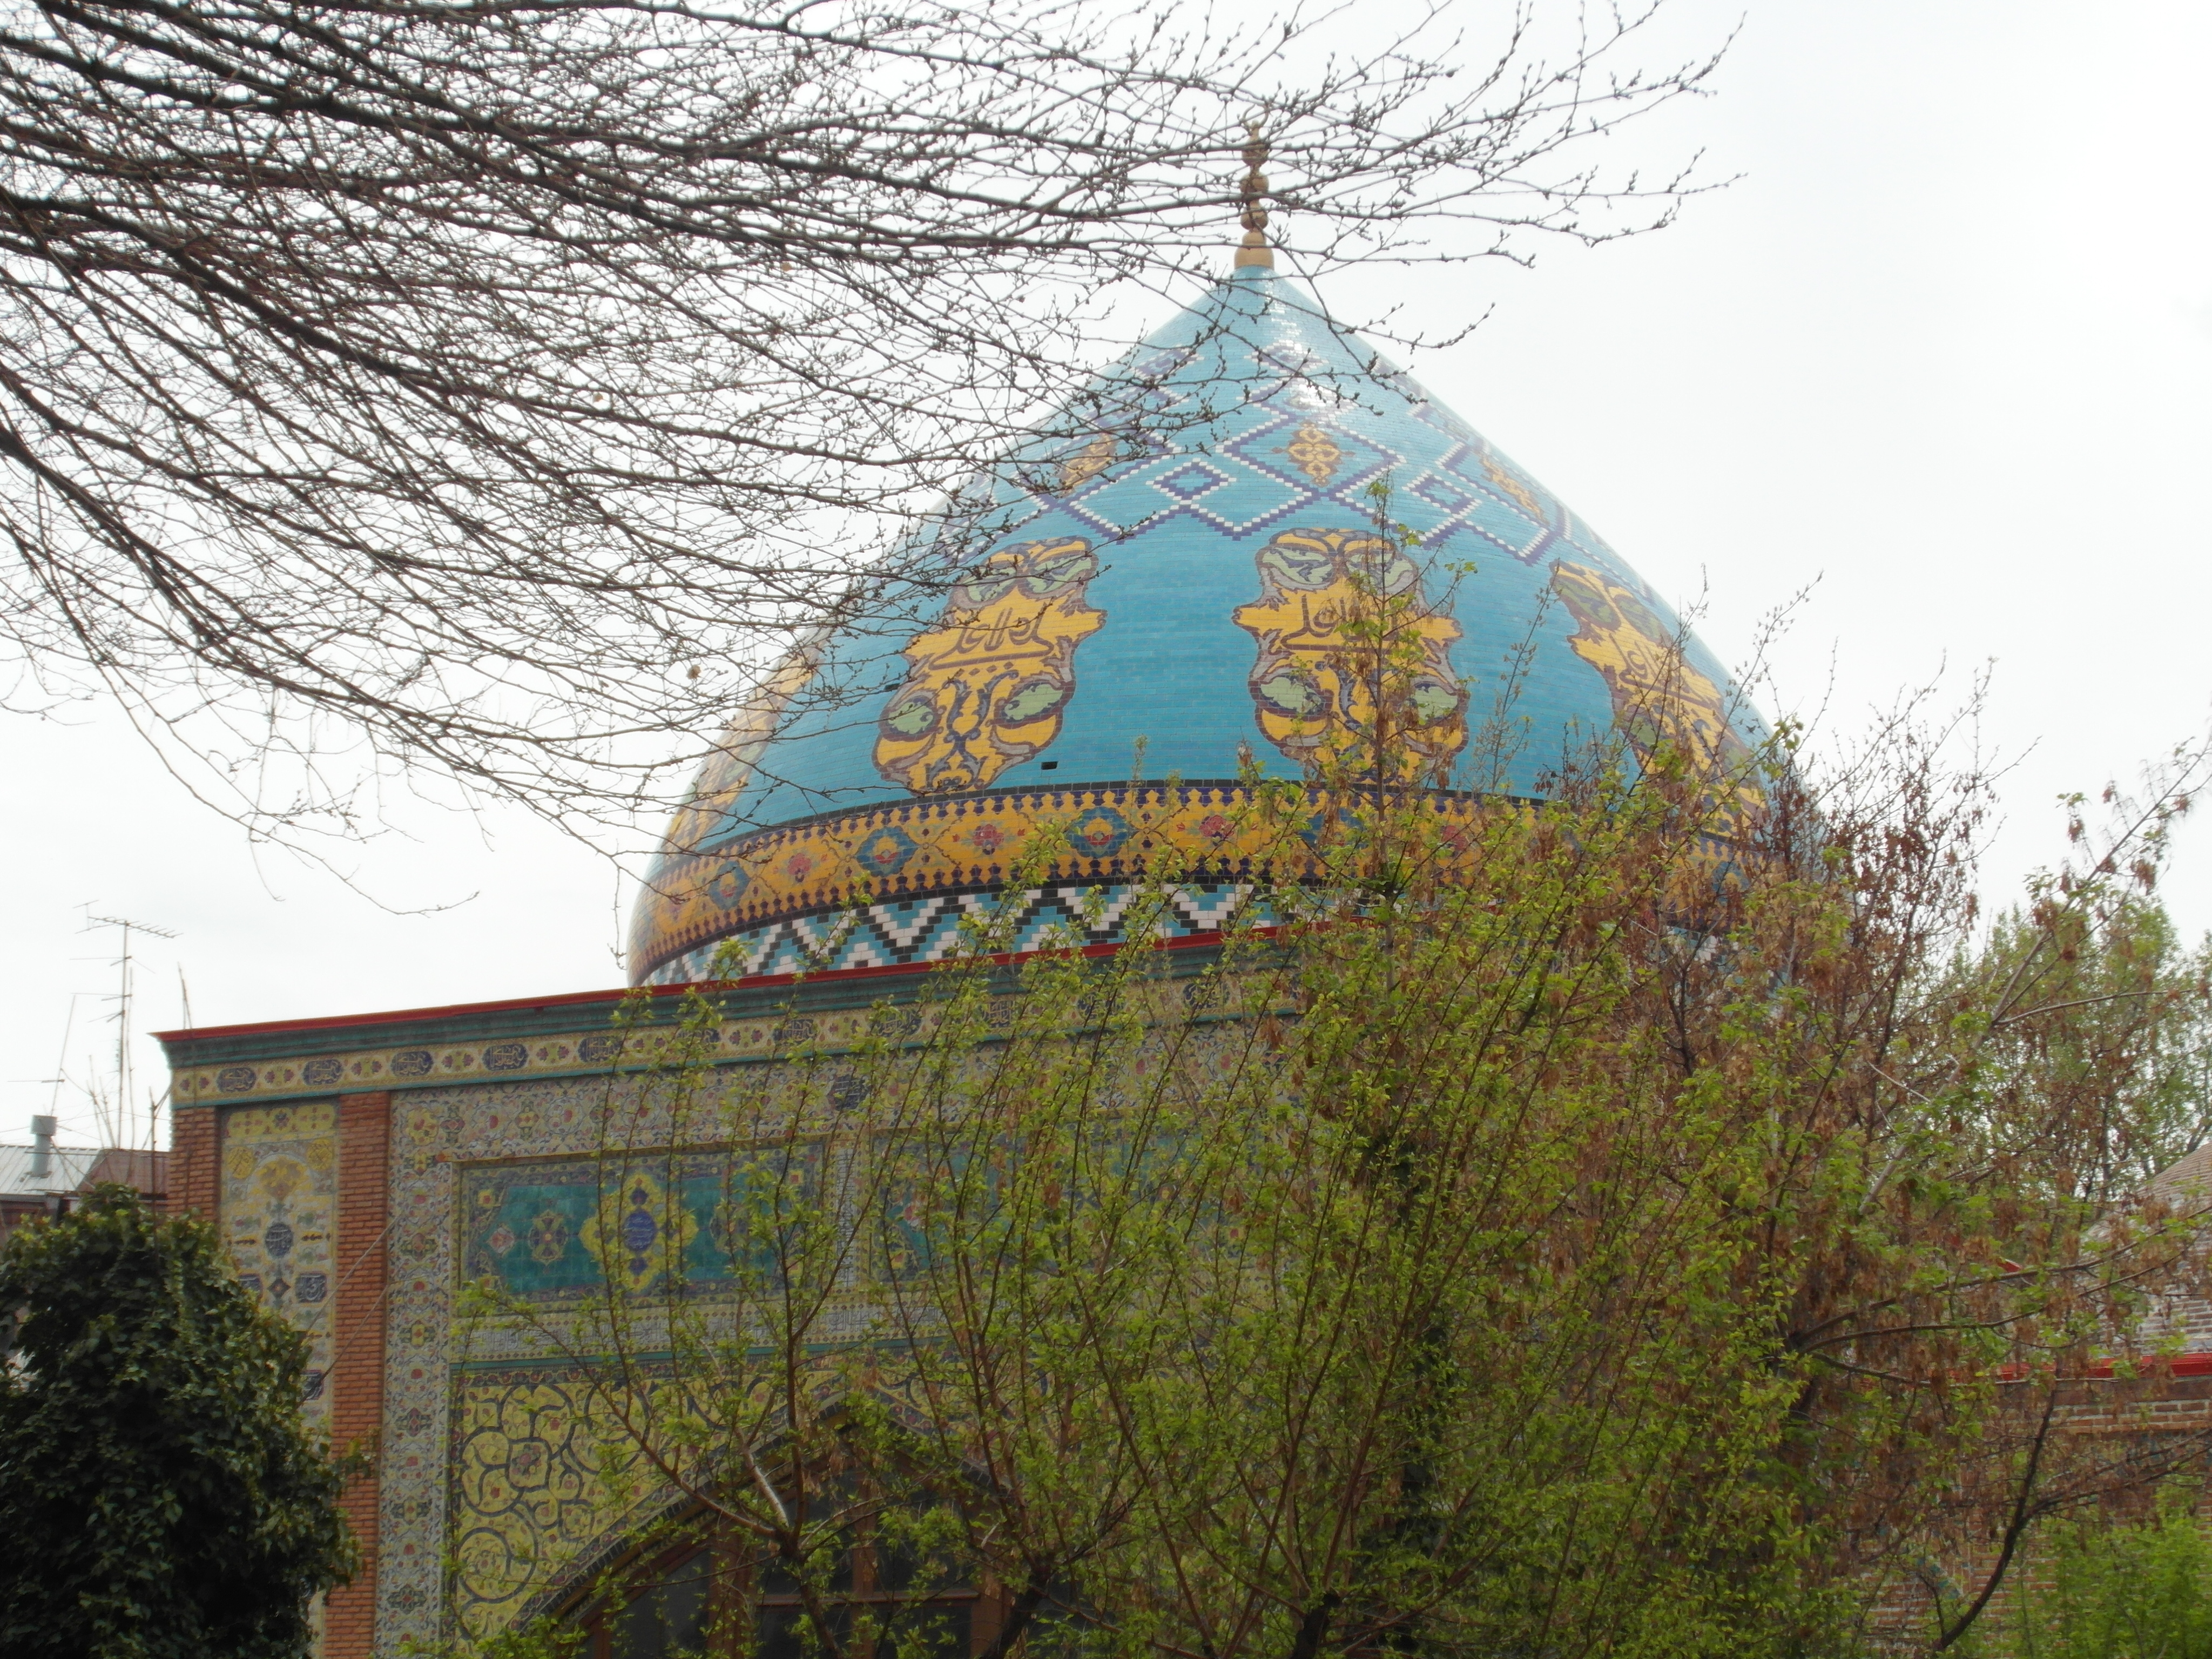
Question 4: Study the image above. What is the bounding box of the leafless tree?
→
[0,0,1725,849]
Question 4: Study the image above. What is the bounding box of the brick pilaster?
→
[325,1091,394,1658]
[164,1103,221,1220]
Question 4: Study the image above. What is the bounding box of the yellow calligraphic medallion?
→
[1284,423,1346,485]
[1232,527,1467,780]
[579,1167,699,1295]
[1548,560,1763,821]
[875,537,1105,794]
[1057,433,1118,491]
[253,1155,308,1204]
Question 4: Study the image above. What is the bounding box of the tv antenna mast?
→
[80,912,179,1150]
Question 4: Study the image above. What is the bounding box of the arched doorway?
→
[564,1489,995,1659]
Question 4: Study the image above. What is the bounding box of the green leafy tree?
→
[0,1185,356,1659]
[458,535,2212,1656]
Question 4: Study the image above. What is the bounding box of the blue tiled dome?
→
[630,266,1758,984]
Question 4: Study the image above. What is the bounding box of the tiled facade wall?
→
[166,1095,394,1657]
[375,1072,729,1650]
[221,1102,341,1424]
[157,1014,2212,1658]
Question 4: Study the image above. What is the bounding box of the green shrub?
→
[2017,1485,2212,1659]
[0,1185,356,1659]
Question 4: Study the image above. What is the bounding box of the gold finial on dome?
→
[1235,124,1273,270]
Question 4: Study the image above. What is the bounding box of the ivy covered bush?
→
[0,1185,355,1659]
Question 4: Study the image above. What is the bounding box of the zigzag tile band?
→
[642,881,1264,983]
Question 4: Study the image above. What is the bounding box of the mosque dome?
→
[629,263,1758,986]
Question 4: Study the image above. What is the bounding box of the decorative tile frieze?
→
[170,923,1260,1111]
[642,880,1262,984]
[373,1004,1266,1653]
[631,781,1297,981]
[176,1002,913,1109]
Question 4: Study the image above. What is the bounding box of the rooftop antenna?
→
[81,912,179,1151]
[45,990,85,1121]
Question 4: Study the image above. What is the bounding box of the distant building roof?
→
[81,1148,168,1196]
[0,1143,106,1198]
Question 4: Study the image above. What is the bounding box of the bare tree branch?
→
[0,0,1728,853]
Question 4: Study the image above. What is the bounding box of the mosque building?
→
[157,237,1769,1657]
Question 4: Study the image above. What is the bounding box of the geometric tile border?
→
[178,1002,902,1109]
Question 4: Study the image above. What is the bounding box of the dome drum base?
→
[629,779,1527,984]
[642,879,1265,984]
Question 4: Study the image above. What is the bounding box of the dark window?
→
[611,1550,711,1659]
[744,1466,979,1659]
[572,1471,993,1659]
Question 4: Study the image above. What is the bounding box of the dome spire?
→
[1234,124,1273,271]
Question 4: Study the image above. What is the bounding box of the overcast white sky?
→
[6,1,2208,1150]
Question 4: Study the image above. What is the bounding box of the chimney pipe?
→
[29,1115,56,1183]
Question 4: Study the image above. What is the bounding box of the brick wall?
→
[325,1091,393,1659]
[164,1102,220,1219]
[1863,1373,2212,1650]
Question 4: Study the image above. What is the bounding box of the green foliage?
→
[465,571,2212,1658]
[1957,891,2212,1191]
[398,1613,588,1658]
[863,763,1841,1659]
[2011,1485,2212,1659]
[0,1185,356,1659]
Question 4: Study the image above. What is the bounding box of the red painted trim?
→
[156,981,688,1043]
[1994,1352,2212,1382]
[153,928,1272,1046]
[2087,1352,2212,1379]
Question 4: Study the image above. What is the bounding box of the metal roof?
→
[0,1143,103,1198]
